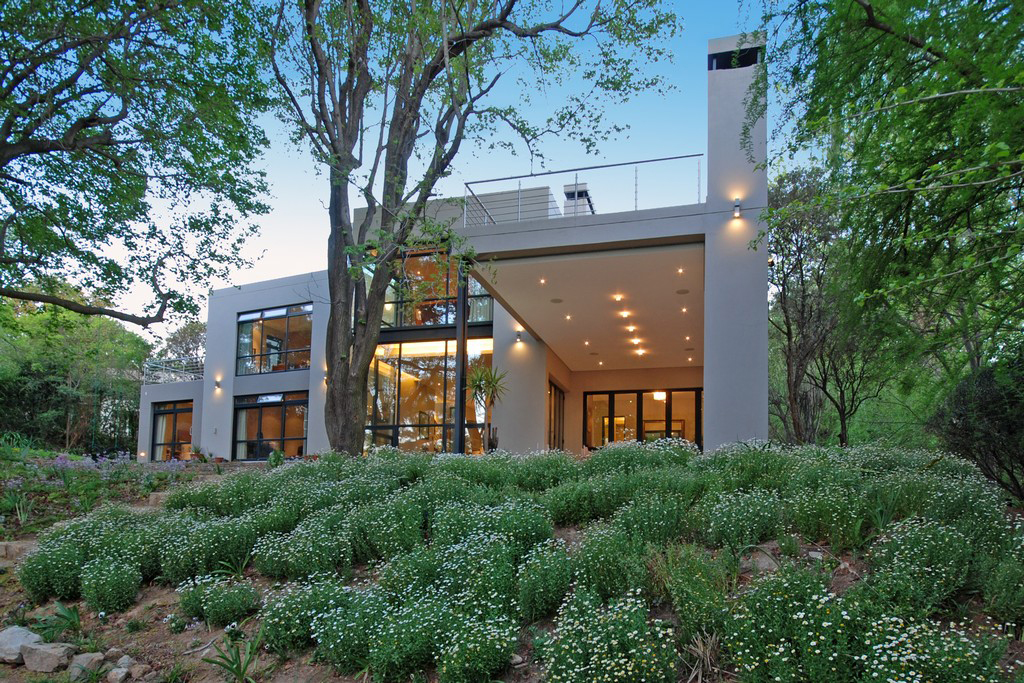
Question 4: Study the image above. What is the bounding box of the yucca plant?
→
[466,365,508,453]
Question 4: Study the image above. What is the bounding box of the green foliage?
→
[202,625,264,683]
[785,484,867,551]
[177,576,260,627]
[539,589,678,683]
[430,499,552,557]
[32,602,82,643]
[266,450,285,469]
[312,587,389,673]
[366,591,452,681]
[651,544,731,642]
[437,612,518,683]
[982,556,1024,627]
[18,541,83,602]
[611,493,693,545]
[571,526,649,601]
[517,539,572,622]
[348,495,425,563]
[542,470,645,526]
[80,557,141,614]
[697,489,781,555]
[261,576,350,655]
[931,339,1024,501]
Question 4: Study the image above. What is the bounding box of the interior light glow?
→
[584,341,590,346]
[653,391,667,401]
[565,314,572,320]
[681,307,688,313]
[613,294,624,301]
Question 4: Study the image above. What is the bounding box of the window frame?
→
[231,391,309,460]
[235,303,313,376]
[582,387,703,450]
[152,400,193,461]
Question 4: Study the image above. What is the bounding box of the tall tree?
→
[156,320,207,360]
[268,0,681,455]
[0,0,273,326]
[750,0,1024,355]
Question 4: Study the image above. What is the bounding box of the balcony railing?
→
[463,154,704,228]
[143,357,204,384]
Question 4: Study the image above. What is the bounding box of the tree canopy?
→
[268,0,682,454]
[0,0,273,326]
[752,0,1024,361]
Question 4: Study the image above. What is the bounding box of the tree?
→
[750,0,1024,357]
[157,320,207,360]
[0,0,272,326]
[268,0,681,455]
[466,365,507,453]
[0,293,151,451]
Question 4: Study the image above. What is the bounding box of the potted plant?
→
[466,366,508,453]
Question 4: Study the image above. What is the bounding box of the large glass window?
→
[365,338,492,454]
[548,382,565,450]
[380,252,492,328]
[236,304,313,375]
[584,389,702,450]
[233,392,308,460]
[152,401,193,461]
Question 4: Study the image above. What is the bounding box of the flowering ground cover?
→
[0,445,193,541]
[5,440,1024,682]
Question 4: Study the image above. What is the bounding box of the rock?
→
[107,667,130,683]
[143,672,161,682]
[129,663,151,678]
[807,550,824,561]
[0,625,42,664]
[116,654,137,669]
[511,654,526,667]
[104,647,124,661]
[740,551,779,574]
[69,652,106,681]
[21,642,77,672]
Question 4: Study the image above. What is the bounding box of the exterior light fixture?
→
[653,391,667,401]
[214,380,221,389]
[613,294,624,302]
[733,198,741,218]
[516,330,523,343]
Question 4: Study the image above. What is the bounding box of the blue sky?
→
[143,1,761,339]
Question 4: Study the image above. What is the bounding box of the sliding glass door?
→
[583,388,702,450]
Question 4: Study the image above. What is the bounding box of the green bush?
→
[698,489,781,554]
[431,499,552,557]
[507,451,580,491]
[784,484,866,551]
[348,495,425,562]
[175,576,259,627]
[437,612,518,683]
[176,575,220,618]
[80,557,141,614]
[517,539,572,622]
[435,533,518,613]
[251,520,351,580]
[312,587,390,673]
[542,471,643,526]
[571,526,649,601]
[378,545,440,600]
[18,542,83,603]
[540,589,678,683]
[367,590,452,681]
[261,576,350,655]
[611,493,693,545]
[653,544,730,642]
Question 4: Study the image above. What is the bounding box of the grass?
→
[11,439,1024,682]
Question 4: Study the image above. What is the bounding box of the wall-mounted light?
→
[733,198,741,219]
[516,330,523,344]
[214,380,221,390]
[323,371,328,383]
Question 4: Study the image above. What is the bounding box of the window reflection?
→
[236,304,313,375]
[379,251,492,328]
[585,389,702,450]
[233,392,308,460]
[152,401,193,461]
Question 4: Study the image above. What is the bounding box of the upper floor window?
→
[236,303,313,375]
[380,251,492,328]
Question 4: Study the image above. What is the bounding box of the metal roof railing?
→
[143,357,204,384]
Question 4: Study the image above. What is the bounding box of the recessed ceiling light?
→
[613,294,624,301]
[584,340,590,346]
[636,349,646,356]
[677,268,684,274]
[685,336,690,341]
[630,338,641,345]
[619,311,630,318]
[598,361,604,366]
[539,278,546,284]
[627,325,636,332]
[688,357,693,362]
[565,314,572,320]
[681,307,688,313]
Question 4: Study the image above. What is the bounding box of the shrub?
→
[698,489,781,554]
[312,587,390,673]
[864,518,971,615]
[785,484,866,551]
[378,545,440,601]
[571,526,648,601]
[261,576,350,655]
[18,542,83,603]
[80,557,141,614]
[542,471,643,526]
[724,567,860,683]
[159,518,259,585]
[177,575,220,618]
[859,617,1007,683]
[930,338,1024,501]
[367,590,452,681]
[431,499,552,557]
[540,589,678,683]
[438,612,518,683]
[251,521,351,580]
[507,451,579,491]
[652,544,730,642]
[517,539,572,622]
[611,493,693,545]
[435,533,518,613]
[201,581,260,628]
[348,495,425,562]
[982,556,1024,627]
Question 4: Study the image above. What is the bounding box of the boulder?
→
[107,667,130,683]
[130,663,152,679]
[21,641,77,672]
[104,647,124,661]
[116,654,136,669]
[69,652,106,681]
[0,625,41,664]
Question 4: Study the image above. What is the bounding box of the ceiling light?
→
[619,311,630,318]
[685,336,690,341]
[681,307,688,313]
[598,361,604,366]
[539,278,546,284]
[653,391,666,401]
[677,268,684,274]
[584,341,590,346]
[613,294,624,301]
[688,357,693,362]
[565,314,572,320]
[627,325,636,332]
[636,349,646,356]
[630,338,641,345]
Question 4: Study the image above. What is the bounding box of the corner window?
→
[233,392,308,460]
[152,401,193,460]
[380,252,492,328]
[236,304,313,375]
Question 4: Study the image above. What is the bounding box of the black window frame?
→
[548,381,565,450]
[232,391,309,461]
[152,400,193,461]
[235,303,313,376]
[379,251,492,330]
[583,387,702,450]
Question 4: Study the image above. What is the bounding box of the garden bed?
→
[2,441,1023,682]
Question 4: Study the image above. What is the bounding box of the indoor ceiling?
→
[477,244,704,372]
